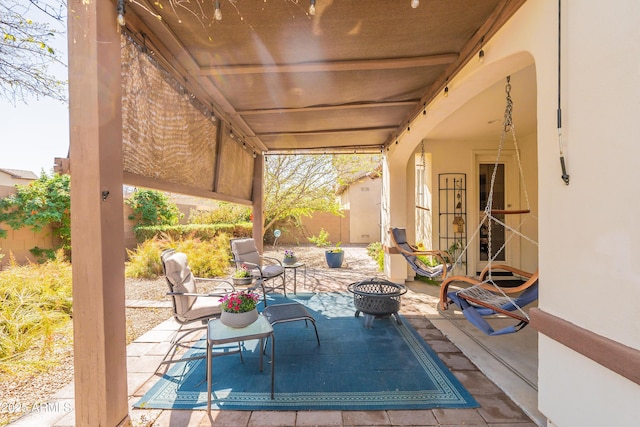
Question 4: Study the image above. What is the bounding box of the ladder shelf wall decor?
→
[438,173,467,275]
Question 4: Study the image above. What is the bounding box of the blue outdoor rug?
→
[134,292,478,411]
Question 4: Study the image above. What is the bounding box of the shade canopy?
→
[122,0,526,157]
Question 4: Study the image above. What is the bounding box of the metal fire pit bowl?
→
[347,278,407,328]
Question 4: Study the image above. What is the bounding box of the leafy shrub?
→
[416,254,440,267]
[133,222,252,243]
[125,189,181,228]
[0,173,71,259]
[366,241,384,271]
[0,254,72,370]
[189,203,251,224]
[308,228,331,247]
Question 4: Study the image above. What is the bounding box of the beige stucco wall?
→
[0,184,58,267]
[273,211,350,246]
[384,0,640,426]
[341,178,381,243]
[424,130,538,276]
[0,223,57,268]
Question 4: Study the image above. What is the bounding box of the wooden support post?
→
[68,0,130,425]
[252,154,264,252]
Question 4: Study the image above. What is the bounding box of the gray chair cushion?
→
[163,251,198,318]
[231,238,261,267]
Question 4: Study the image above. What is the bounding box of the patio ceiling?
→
[123,0,526,155]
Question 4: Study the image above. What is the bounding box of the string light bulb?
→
[116,0,126,26]
[411,0,419,8]
[478,48,485,64]
[444,85,449,97]
[214,0,222,21]
[309,0,316,16]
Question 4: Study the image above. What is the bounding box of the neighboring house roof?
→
[0,168,38,180]
[335,168,382,196]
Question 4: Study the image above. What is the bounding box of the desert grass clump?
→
[0,253,72,373]
[170,233,231,278]
[125,234,232,279]
[125,238,165,278]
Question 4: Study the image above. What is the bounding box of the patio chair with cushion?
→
[390,227,453,280]
[159,249,238,367]
[230,238,286,306]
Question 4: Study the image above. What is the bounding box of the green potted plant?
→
[232,264,253,286]
[218,290,260,328]
[308,228,344,268]
[325,242,344,268]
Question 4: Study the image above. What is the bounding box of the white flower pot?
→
[220,308,258,328]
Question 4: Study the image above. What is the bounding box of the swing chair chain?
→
[504,77,513,131]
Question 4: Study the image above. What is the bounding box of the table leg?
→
[259,337,264,372]
[206,339,212,414]
[293,268,297,295]
[270,332,275,399]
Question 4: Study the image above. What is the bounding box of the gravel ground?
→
[1,244,379,426]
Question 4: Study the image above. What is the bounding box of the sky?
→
[0,2,70,176]
[1,97,70,175]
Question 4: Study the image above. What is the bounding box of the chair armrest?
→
[167,291,218,297]
[237,260,266,278]
[260,255,283,266]
[195,277,236,293]
[167,290,232,298]
[478,264,533,281]
[439,275,482,310]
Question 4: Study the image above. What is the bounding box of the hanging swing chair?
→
[438,76,539,336]
[390,227,454,280]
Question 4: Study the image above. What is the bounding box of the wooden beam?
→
[256,126,396,137]
[124,172,252,206]
[236,101,417,116]
[252,156,264,252]
[68,0,130,424]
[196,53,459,76]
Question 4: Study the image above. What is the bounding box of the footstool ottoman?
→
[261,302,320,346]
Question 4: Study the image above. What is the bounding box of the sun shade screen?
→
[216,126,255,200]
[121,34,217,191]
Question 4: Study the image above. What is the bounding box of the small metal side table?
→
[206,315,275,413]
[283,262,306,294]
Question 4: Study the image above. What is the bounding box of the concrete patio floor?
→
[10,246,542,426]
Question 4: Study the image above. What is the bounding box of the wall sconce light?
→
[478,36,485,64]
[214,0,222,21]
[116,0,126,26]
